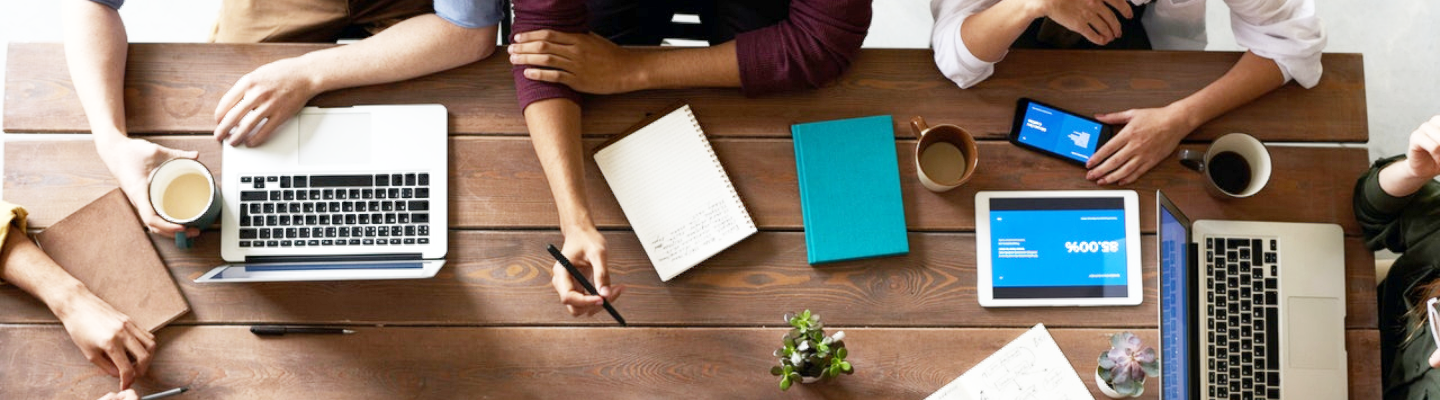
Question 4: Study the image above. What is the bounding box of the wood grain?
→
[0,231,1377,330]
[6,44,1367,142]
[0,326,1380,400]
[4,137,1367,234]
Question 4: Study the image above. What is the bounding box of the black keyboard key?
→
[284,190,295,201]
[249,203,261,214]
[1267,388,1279,399]
[267,240,279,247]
[402,188,413,198]
[399,214,410,224]
[298,229,310,239]
[310,175,373,187]
[418,173,429,185]
[1265,309,1280,368]
[280,176,291,188]
[259,228,272,239]
[376,189,387,199]
[346,214,357,225]
[289,203,300,213]
[253,216,265,226]
[359,214,370,224]
[269,191,282,201]
[375,174,389,186]
[418,238,429,244]
[323,189,335,200]
[1208,238,1215,249]
[386,214,397,224]
[391,226,402,236]
[372,213,383,223]
[1264,291,1278,306]
[343,202,355,212]
[322,240,334,246]
[390,238,401,245]
[396,201,407,211]
[241,191,268,201]
[240,241,252,247]
[365,227,377,237]
[378,228,389,237]
[326,227,337,237]
[279,215,291,226]
[417,188,429,198]
[404,238,415,245]
[383,201,394,211]
[409,200,429,211]
[310,189,321,199]
[306,215,318,225]
[297,190,308,201]
[349,239,361,245]
[363,239,375,245]
[265,215,277,226]
[336,189,347,200]
[281,240,292,247]
[388,188,400,198]
[295,240,306,247]
[362,189,374,199]
[240,228,258,239]
[308,240,319,246]
[391,174,403,186]
[348,189,361,199]
[1227,238,1244,249]
[405,225,415,236]
[266,176,278,182]
[241,176,252,183]
[255,179,265,189]
[405,173,416,186]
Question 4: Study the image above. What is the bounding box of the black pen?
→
[250,325,356,336]
[547,244,627,326]
[140,387,188,400]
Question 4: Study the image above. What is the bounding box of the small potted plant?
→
[769,309,854,391]
[1095,331,1159,398]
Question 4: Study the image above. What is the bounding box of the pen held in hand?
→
[140,387,188,400]
[547,244,627,326]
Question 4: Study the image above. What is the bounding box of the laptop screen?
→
[1159,198,1191,400]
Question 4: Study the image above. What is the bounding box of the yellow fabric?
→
[0,201,29,285]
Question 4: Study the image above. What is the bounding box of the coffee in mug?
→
[1179,133,1271,198]
[148,158,222,249]
[910,116,978,192]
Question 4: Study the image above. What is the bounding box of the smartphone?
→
[1008,97,1116,165]
[1427,297,1440,348]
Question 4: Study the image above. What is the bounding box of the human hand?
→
[54,287,156,390]
[97,389,139,400]
[510,30,642,95]
[1402,115,1440,180]
[95,136,201,238]
[1085,106,1194,186]
[551,227,624,317]
[214,57,320,147]
[1034,0,1133,45]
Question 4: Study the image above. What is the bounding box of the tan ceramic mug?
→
[910,116,979,192]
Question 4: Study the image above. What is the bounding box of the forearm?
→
[525,99,594,232]
[1378,159,1432,198]
[959,0,1043,62]
[61,0,128,143]
[295,14,497,93]
[631,42,741,90]
[1,230,88,318]
[1168,51,1285,130]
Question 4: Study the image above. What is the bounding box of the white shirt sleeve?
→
[1224,0,1327,88]
[930,0,1006,89]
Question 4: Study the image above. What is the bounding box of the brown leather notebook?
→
[34,189,190,332]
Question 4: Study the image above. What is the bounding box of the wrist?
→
[42,281,90,319]
[1163,102,1204,134]
[1021,0,1049,20]
[627,50,658,91]
[277,55,328,94]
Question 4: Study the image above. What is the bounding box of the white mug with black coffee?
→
[1179,133,1271,198]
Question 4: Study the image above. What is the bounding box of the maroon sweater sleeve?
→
[734,0,872,96]
[511,0,588,111]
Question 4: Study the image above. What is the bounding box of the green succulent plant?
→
[1097,331,1159,397]
[768,309,853,391]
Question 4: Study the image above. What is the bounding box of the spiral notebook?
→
[593,103,757,281]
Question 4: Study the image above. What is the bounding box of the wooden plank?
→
[6,44,1367,142]
[5,137,1367,234]
[0,231,1377,329]
[0,326,1380,399]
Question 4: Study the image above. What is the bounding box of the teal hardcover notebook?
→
[791,115,909,264]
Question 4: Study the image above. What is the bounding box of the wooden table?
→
[3,43,1376,399]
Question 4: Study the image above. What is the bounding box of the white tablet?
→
[975,190,1142,307]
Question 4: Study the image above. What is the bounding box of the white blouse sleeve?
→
[930,0,1006,89]
[1224,0,1327,88]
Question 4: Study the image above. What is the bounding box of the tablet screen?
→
[1016,101,1104,163]
[988,196,1129,298]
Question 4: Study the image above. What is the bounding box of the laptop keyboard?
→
[236,173,432,248]
[1205,236,1281,400]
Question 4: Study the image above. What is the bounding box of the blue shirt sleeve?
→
[88,0,124,9]
[434,0,504,29]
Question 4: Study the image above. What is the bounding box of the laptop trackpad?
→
[299,113,371,166]
[1286,296,1343,369]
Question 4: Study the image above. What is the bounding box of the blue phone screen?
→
[1016,102,1104,163]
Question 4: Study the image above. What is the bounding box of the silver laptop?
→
[197,105,448,282]
[1156,190,1346,399]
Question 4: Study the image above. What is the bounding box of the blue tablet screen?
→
[1016,102,1104,163]
[989,197,1129,298]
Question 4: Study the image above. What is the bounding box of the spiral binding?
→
[681,105,756,230]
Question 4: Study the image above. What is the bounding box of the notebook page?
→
[926,324,1091,400]
[594,105,756,281]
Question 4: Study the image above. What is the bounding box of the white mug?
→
[148,158,221,249]
[1178,133,1272,198]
